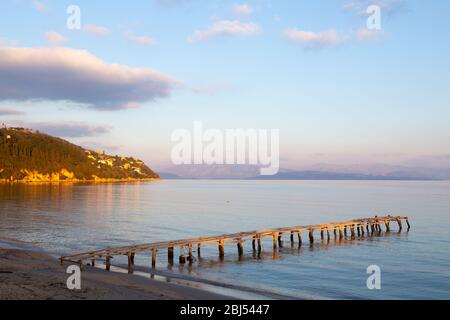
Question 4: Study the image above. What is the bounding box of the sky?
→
[0,0,450,172]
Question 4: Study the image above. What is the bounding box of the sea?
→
[1,180,449,299]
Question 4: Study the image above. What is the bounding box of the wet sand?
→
[0,247,232,300]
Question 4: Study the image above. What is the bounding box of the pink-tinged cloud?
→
[232,4,254,16]
[45,31,67,46]
[188,20,260,42]
[82,24,110,36]
[157,0,187,6]
[126,33,156,45]
[32,0,47,13]
[354,28,382,41]
[284,29,340,47]
[0,47,179,110]
[284,28,381,47]
[0,108,25,116]
[8,120,112,138]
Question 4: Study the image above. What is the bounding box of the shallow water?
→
[1,180,449,299]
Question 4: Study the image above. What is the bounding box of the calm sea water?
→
[1,180,450,299]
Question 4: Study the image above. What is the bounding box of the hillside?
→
[0,127,159,182]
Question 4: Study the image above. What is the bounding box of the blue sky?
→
[1,0,449,171]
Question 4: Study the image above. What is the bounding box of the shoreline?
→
[0,238,294,300]
[0,239,233,300]
[0,178,161,184]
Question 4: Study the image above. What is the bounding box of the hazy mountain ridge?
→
[160,164,448,180]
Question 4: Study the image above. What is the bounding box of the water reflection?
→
[158,229,409,271]
[1,180,449,299]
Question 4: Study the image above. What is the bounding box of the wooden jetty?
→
[60,215,410,273]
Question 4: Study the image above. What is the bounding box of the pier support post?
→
[360,225,365,236]
[385,220,390,232]
[168,247,174,265]
[309,229,314,244]
[105,256,111,271]
[344,225,348,236]
[237,241,244,259]
[326,228,331,240]
[128,253,135,274]
[333,227,337,239]
[297,231,302,246]
[273,232,278,248]
[357,226,361,237]
[406,219,411,230]
[290,232,295,246]
[396,219,403,231]
[219,240,225,260]
[374,217,381,233]
[152,249,157,268]
[252,238,256,251]
[366,224,370,234]
[351,225,355,238]
[339,226,343,239]
[179,246,186,264]
[257,238,262,254]
[91,259,95,267]
[197,244,201,258]
[187,244,193,263]
[320,229,324,240]
[278,233,284,247]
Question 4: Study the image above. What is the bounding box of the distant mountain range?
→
[159,164,450,180]
[249,171,434,181]
[159,164,260,179]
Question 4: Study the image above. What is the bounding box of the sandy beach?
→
[0,246,232,300]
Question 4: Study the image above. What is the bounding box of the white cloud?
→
[0,47,179,111]
[45,31,67,46]
[232,3,253,16]
[284,29,340,47]
[188,20,260,43]
[126,33,156,46]
[82,24,110,36]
